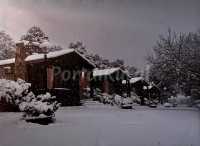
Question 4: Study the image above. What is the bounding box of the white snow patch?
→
[25,53,44,61]
[25,49,74,61]
[93,67,121,77]
[122,77,144,84]
[129,77,143,84]
[0,102,199,146]
[16,40,30,46]
[47,49,74,59]
[32,42,40,46]
[0,58,15,66]
[0,49,94,68]
[39,40,52,48]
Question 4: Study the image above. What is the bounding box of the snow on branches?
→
[0,79,60,117]
[21,26,49,43]
[0,31,15,60]
[20,26,63,54]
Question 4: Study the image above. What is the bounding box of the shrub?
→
[0,79,60,117]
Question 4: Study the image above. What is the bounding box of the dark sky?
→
[0,0,200,69]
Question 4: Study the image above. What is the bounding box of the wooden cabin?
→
[144,83,161,101]
[123,77,161,105]
[0,42,95,107]
[123,77,149,105]
[92,68,130,96]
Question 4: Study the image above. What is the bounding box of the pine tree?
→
[21,26,49,43]
[21,26,63,53]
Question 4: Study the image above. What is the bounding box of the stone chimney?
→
[15,42,27,80]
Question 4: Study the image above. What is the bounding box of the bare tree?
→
[147,28,200,99]
[0,31,15,60]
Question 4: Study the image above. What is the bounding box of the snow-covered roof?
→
[93,68,127,77]
[32,42,40,46]
[130,77,144,84]
[0,49,95,67]
[122,77,144,84]
[39,40,52,48]
[143,82,160,90]
[0,58,15,66]
[25,49,74,61]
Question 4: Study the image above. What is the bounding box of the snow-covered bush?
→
[93,89,114,105]
[120,97,133,109]
[101,93,114,105]
[0,79,60,117]
[114,94,123,105]
[131,92,141,104]
[163,102,172,107]
[113,94,133,108]
[0,79,31,106]
[168,95,192,105]
[121,97,133,105]
[20,93,60,117]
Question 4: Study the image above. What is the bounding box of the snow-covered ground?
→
[0,101,199,146]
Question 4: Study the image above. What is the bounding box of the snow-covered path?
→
[0,101,199,146]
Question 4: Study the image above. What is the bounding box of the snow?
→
[143,85,154,90]
[0,79,31,104]
[163,102,172,107]
[0,50,75,64]
[47,49,74,59]
[0,79,59,117]
[129,77,144,84]
[25,53,44,62]
[19,92,59,117]
[0,101,199,146]
[121,97,133,105]
[93,67,121,77]
[25,49,75,61]
[0,31,15,60]
[39,40,52,48]
[24,49,94,68]
[32,42,40,46]
[0,46,94,67]
[122,77,144,84]
[114,94,123,105]
[0,58,15,66]
[3,66,11,70]
[16,40,30,46]
[20,100,54,115]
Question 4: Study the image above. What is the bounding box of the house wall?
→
[0,64,15,80]
[93,72,128,95]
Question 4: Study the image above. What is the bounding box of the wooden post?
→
[15,42,27,81]
[127,79,131,97]
[47,66,54,89]
[79,71,85,96]
[44,54,47,92]
[103,79,109,93]
[90,72,94,98]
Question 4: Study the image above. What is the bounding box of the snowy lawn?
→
[0,101,199,146]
